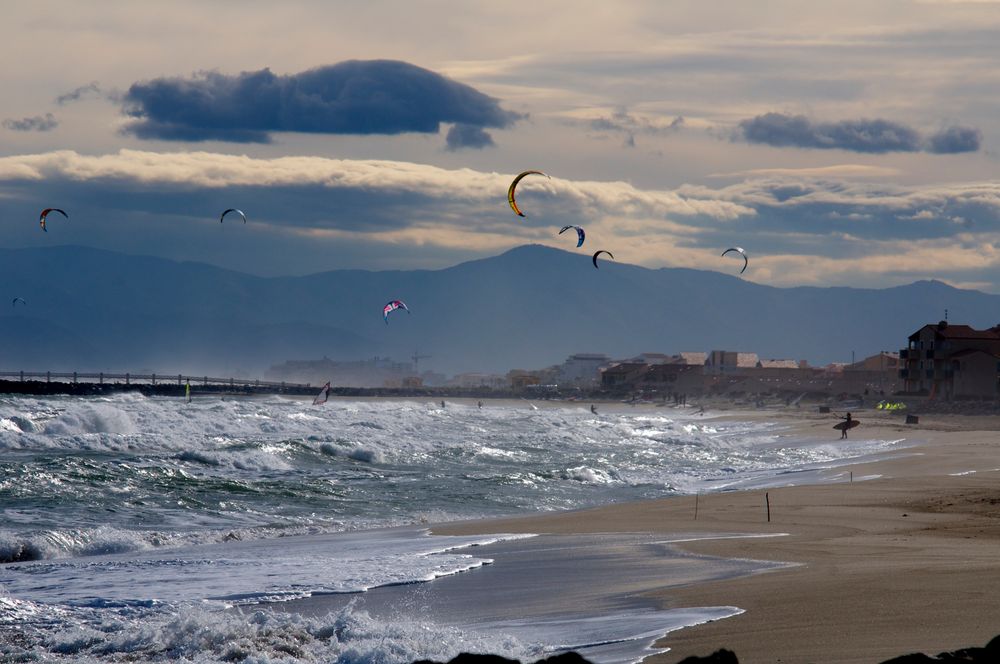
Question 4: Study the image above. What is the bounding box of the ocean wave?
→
[562,466,619,484]
[43,405,137,436]
[1,601,534,664]
[0,526,154,563]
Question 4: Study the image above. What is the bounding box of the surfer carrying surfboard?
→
[840,412,853,439]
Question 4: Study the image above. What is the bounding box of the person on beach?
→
[841,412,853,439]
[590,404,597,414]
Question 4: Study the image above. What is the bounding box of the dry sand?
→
[432,410,1000,663]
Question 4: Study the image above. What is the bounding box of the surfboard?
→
[833,420,860,431]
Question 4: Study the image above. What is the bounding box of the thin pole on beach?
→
[694,492,699,520]
[765,492,771,522]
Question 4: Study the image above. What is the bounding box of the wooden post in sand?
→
[694,492,699,520]
[765,492,771,522]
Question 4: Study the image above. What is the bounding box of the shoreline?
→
[428,411,1000,663]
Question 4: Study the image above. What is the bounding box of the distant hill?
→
[0,244,997,376]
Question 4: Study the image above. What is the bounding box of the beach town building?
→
[508,369,542,390]
[630,352,673,365]
[642,362,702,391]
[900,322,1000,399]
[757,359,801,370]
[449,373,507,389]
[750,359,807,383]
[555,353,611,386]
[705,351,760,375]
[600,362,649,387]
[847,351,900,373]
[674,352,707,366]
[840,352,902,395]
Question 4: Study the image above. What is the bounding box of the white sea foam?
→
[2,600,534,664]
[0,528,531,606]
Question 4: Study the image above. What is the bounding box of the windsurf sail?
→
[313,381,331,405]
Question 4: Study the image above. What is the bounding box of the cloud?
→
[736,113,983,155]
[4,149,1000,289]
[0,149,752,223]
[2,113,58,132]
[737,113,925,153]
[927,125,982,154]
[710,165,901,179]
[583,108,685,137]
[445,123,495,150]
[121,60,522,144]
[55,82,104,105]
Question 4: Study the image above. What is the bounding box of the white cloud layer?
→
[0,149,754,221]
[2,148,1000,290]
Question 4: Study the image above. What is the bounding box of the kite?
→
[220,208,247,224]
[721,247,748,274]
[507,170,549,217]
[592,250,614,269]
[39,208,68,232]
[559,225,585,247]
[383,300,410,324]
[11,297,25,307]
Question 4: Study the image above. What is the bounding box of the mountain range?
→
[1,243,997,377]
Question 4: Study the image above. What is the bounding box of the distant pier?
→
[0,370,528,400]
[0,371,315,398]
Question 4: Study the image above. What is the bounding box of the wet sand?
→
[432,410,1000,663]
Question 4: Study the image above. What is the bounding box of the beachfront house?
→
[555,353,611,386]
[600,362,649,387]
[900,321,1000,399]
[705,350,759,375]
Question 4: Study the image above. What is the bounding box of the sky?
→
[2,1,1000,291]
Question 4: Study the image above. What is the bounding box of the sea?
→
[0,393,908,663]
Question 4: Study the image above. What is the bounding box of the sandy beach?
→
[430,409,1000,663]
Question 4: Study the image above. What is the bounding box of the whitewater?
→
[0,393,907,662]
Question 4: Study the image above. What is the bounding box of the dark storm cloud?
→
[2,113,58,132]
[927,125,982,154]
[121,60,522,143]
[445,123,495,150]
[737,113,924,153]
